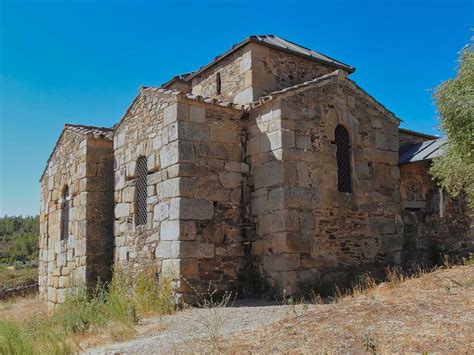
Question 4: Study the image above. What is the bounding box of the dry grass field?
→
[192,265,474,354]
[0,295,47,323]
[2,264,473,354]
[90,264,474,354]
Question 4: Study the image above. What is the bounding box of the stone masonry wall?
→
[399,129,436,149]
[247,99,291,293]
[191,45,253,104]
[39,129,85,305]
[39,129,114,305]
[85,137,114,288]
[113,89,180,278]
[113,89,247,300]
[400,161,473,267]
[248,75,402,293]
[251,45,337,99]
[190,43,339,106]
[173,99,247,297]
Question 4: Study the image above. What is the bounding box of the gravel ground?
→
[85,266,474,354]
[85,299,289,354]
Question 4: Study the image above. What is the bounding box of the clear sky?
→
[0,0,472,216]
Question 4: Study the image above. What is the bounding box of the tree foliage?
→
[430,44,474,206]
[0,215,39,265]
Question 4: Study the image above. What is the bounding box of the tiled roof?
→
[399,138,447,164]
[114,86,246,131]
[64,124,113,139]
[160,72,194,89]
[186,34,355,81]
[145,70,400,125]
[141,86,246,110]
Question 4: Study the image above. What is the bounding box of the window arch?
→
[136,156,148,226]
[61,186,70,241]
[216,72,221,95]
[335,125,352,193]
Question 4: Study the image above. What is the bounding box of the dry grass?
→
[0,266,37,289]
[0,270,176,353]
[6,265,474,353]
[0,294,48,323]
[191,265,474,353]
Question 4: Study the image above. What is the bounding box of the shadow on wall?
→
[245,80,405,296]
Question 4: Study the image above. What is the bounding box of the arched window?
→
[335,125,352,193]
[136,156,148,226]
[216,72,221,95]
[61,186,70,241]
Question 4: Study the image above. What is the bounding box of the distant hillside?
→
[0,216,39,266]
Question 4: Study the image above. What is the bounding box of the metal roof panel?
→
[187,34,355,81]
[399,138,447,164]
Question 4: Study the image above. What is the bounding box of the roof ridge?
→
[186,35,355,81]
[399,127,439,140]
[160,72,195,88]
[246,70,401,124]
[65,123,113,131]
[141,86,246,110]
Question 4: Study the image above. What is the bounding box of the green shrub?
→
[0,268,176,353]
[362,333,378,355]
[107,267,177,318]
[463,253,474,266]
[0,320,34,355]
[53,281,108,334]
[0,317,72,355]
[105,272,137,327]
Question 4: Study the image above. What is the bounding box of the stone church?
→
[39,35,473,304]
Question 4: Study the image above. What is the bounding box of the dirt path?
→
[85,299,290,354]
[85,265,474,354]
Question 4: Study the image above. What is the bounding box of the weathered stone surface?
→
[39,128,114,305]
[219,172,242,189]
[157,178,180,199]
[169,198,214,220]
[160,141,179,168]
[40,36,473,306]
[189,105,205,123]
[155,241,179,259]
[115,203,130,218]
[180,221,197,241]
[160,220,179,240]
[153,202,169,222]
[179,241,215,259]
[381,234,404,253]
[180,258,199,278]
[263,254,300,272]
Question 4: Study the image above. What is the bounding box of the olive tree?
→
[430,43,474,206]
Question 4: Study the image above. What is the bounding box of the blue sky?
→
[0,0,472,216]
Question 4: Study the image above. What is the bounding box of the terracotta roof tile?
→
[64,124,113,139]
[40,124,113,181]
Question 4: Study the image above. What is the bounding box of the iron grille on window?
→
[335,125,352,193]
[61,186,70,240]
[136,156,148,226]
